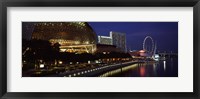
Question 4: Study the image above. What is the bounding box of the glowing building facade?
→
[98,36,112,45]
[32,22,97,54]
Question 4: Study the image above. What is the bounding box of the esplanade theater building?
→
[31,22,97,54]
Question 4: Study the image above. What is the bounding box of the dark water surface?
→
[99,58,178,77]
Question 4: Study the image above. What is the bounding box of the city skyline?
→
[23,22,178,53]
[89,22,178,52]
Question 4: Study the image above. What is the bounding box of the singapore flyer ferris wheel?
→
[143,36,154,55]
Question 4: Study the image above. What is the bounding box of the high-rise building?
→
[22,23,35,40]
[98,36,112,45]
[110,31,127,52]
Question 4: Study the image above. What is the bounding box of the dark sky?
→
[88,22,178,52]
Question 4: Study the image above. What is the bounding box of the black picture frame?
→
[0,0,199,99]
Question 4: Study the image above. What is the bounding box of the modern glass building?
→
[31,22,97,54]
[110,31,127,52]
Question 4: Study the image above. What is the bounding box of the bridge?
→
[159,53,178,57]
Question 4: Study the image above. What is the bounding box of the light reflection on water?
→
[163,61,166,71]
[99,58,178,77]
[99,64,138,77]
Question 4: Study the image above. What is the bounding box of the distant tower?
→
[22,23,35,40]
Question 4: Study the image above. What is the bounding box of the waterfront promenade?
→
[50,61,140,77]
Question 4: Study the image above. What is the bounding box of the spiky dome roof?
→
[31,22,97,45]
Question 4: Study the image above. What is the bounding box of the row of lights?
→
[99,64,138,77]
[49,39,80,44]
[66,63,122,77]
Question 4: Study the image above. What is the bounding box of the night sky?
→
[88,22,178,53]
[23,22,178,53]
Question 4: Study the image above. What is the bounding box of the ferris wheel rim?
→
[143,36,154,53]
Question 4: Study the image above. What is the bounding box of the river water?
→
[99,57,178,77]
